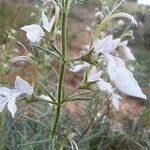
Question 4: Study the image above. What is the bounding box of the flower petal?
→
[97,79,113,94]
[113,67,146,99]
[7,96,17,118]
[15,76,33,96]
[105,54,125,80]
[42,12,49,29]
[106,55,147,99]
[21,24,44,42]
[0,96,8,112]
[105,55,146,99]
[42,12,51,32]
[70,62,90,72]
[87,67,102,82]
[39,95,51,101]
[42,12,55,32]
[0,87,17,96]
[93,35,120,54]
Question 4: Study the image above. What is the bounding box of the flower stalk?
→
[51,0,69,139]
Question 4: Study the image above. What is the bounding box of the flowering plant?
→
[0,0,147,149]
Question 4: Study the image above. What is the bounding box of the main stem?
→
[51,0,68,139]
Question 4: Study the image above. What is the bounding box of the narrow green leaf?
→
[37,80,56,102]
[33,45,61,60]
[49,43,66,62]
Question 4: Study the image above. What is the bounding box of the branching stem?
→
[51,0,69,139]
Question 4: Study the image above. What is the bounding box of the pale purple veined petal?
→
[46,16,55,32]
[105,54,125,80]
[106,55,147,99]
[94,35,113,53]
[0,96,8,112]
[0,87,19,96]
[113,67,146,99]
[15,76,33,96]
[0,76,33,118]
[106,55,146,99]
[21,24,44,42]
[42,12,55,32]
[7,95,18,118]
[0,91,22,117]
[105,54,119,80]
[42,12,49,30]
[93,35,120,54]
[87,67,102,82]
[42,12,51,32]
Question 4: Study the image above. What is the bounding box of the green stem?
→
[51,0,69,139]
[51,105,60,138]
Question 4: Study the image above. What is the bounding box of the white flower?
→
[113,66,146,99]
[0,76,33,118]
[106,54,147,99]
[21,12,55,42]
[70,61,90,72]
[0,88,22,118]
[97,76,121,110]
[93,35,120,54]
[21,24,44,43]
[15,76,33,96]
[97,78,113,94]
[105,54,125,80]
[93,35,146,99]
[39,95,52,107]
[41,11,55,32]
[93,36,135,61]
[92,35,146,110]
[120,40,136,61]
[87,67,102,82]
[39,95,51,101]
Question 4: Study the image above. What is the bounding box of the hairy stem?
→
[51,0,69,139]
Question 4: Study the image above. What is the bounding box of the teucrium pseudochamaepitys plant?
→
[0,0,147,149]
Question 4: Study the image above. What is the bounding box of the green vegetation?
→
[0,0,150,149]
